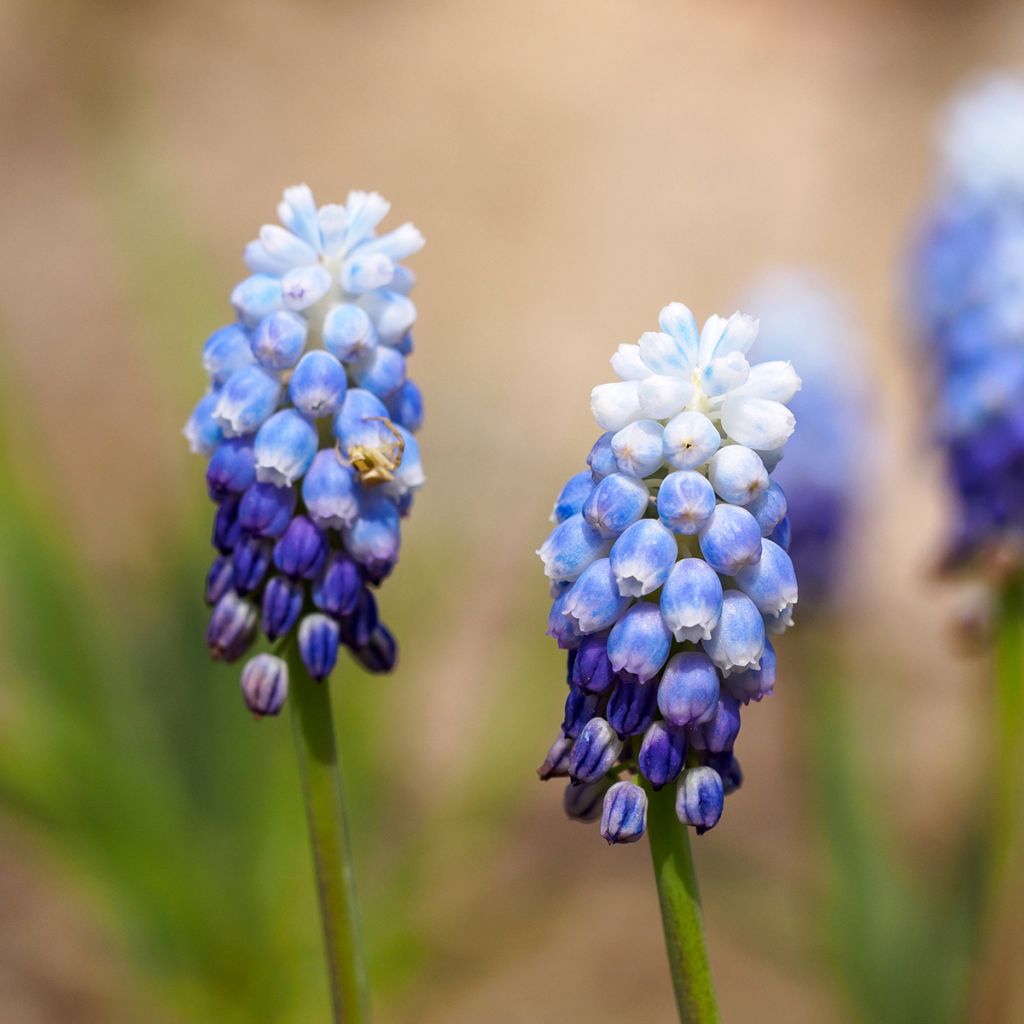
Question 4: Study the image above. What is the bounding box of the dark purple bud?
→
[312,552,362,618]
[396,492,414,518]
[298,613,340,681]
[240,653,288,717]
[238,481,297,538]
[600,780,648,844]
[566,648,578,685]
[206,590,257,662]
[212,495,244,554]
[638,721,687,790]
[205,555,234,606]
[571,634,616,694]
[705,751,743,795]
[232,534,273,595]
[350,624,398,674]
[339,586,379,649]
[206,437,256,500]
[569,717,623,784]
[538,734,574,780]
[606,679,658,738]
[562,687,600,739]
[563,778,611,822]
[261,575,305,641]
[689,697,741,754]
[273,515,327,579]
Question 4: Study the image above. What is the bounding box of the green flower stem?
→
[287,642,370,1024]
[971,574,1024,1020]
[644,780,722,1024]
[991,574,1024,892]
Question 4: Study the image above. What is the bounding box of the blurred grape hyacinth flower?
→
[912,77,1024,571]
[740,270,865,603]
[537,301,801,841]
[185,185,424,710]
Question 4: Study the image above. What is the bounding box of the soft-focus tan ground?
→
[3,0,1024,1020]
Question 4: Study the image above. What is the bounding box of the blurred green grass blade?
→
[803,640,970,1024]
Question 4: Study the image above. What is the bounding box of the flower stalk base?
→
[288,642,370,1024]
[644,780,721,1024]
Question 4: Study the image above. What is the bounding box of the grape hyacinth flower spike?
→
[911,78,1024,1019]
[537,300,801,1023]
[185,184,424,1024]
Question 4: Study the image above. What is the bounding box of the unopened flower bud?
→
[239,481,297,538]
[274,515,328,579]
[241,653,288,717]
[600,780,648,844]
[562,687,600,739]
[606,678,658,737]
[312,551,362,618]
[638,721,687,789]
[232,534,273,595]
[676,766,724,834]
[298,613,340,681]
[206,591,258,662]
[564,778,611,822]
[538,734,574,779]
[569,717,623,784]
[350,624,398,673]
[261,575,305,642]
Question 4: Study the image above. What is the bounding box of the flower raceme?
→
[185,185,425,712]
[537,302,800,842]
[913,78,1024,570]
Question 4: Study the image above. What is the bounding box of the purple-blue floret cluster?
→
[184,185,425,715]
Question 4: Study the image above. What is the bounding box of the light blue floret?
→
[552,471,594,524]
[289,351,348,419]
[203,323,255,385]
[252,310,308,371]
[663,411,721,470]
[351,346,406,399]
[612,420,665,477]
[698,504,762,575]
[562,558,631,634]
[745,480,788,536]
[610,519,678,597]
[302,449,361,528]
[702,591,765,675]
[254,409,319,487]
[231,274,284,327]
[660,558,724,642]
[607,602,672,684]
[583,472,650,537]
[538,513,612,583]
[657,652,720,728]
[724,640,776,703]
[214,366,282,438]
[184,392,224,456]
[735,539,798,616]
[657,470,717,534]
[707,445,768,505]
[343,492,401,574]
[323,303,377,362]
[587,433,618,481]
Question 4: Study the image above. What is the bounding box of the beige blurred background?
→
[2,0,1023,1020]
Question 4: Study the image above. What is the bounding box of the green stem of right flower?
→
[644,780,722,1024]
